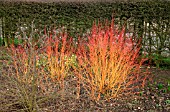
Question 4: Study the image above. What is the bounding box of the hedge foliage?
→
[0,0,170,57]
[0,0,169,37]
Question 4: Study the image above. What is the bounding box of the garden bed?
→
[0,39,170,112]
[0,65,170,111]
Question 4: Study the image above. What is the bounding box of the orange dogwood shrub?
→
[45,32,74,90]
[8,44,38,84]
[76,20,148,100]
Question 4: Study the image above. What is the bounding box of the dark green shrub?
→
[0,37,3,46]
[145,54,170,69]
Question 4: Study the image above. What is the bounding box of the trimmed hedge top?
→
[0,0,170,37]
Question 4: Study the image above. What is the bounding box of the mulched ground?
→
[0,67,169,112]
[40,68,170,112]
